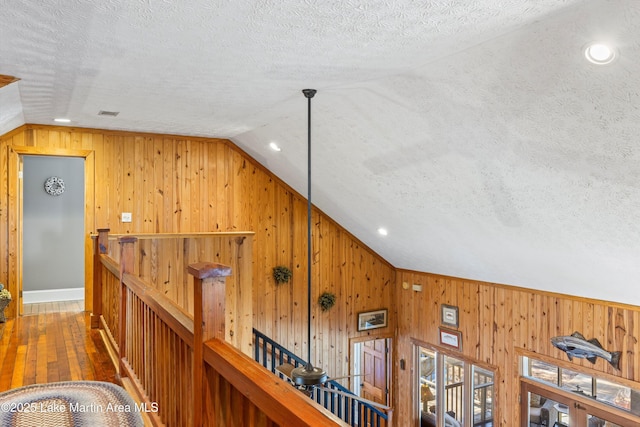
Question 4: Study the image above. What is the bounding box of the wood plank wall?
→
[394,270,640,426]
[0,124,395,385]
[5,125,637,425]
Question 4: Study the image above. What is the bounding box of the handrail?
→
[92,230,254,354]
[253,328,392,426]
[204,338,347,426]
[95,231,254,240]
[92,229,346,426]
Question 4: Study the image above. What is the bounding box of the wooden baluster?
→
[118,236,137,377]
[91,228,110,329]
[188,262,232,427]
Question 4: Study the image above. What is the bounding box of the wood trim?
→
[7,147,19,318]
[203,338,348,426]
[10,145,93,157]
[101,254,120,276]
[517,347,640,395]
[21,123,230,143]
[520,377,639,425]
[119,360,163,427]
[106,231,255,240]
[99,317,119,363]
[0,75,19,89]
[7,144,96,316]
[397,268,640,312]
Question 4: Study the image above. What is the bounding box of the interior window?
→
[444,355,464,425]
[417,345,494,427]
[529,358,560,385]
[561,368,593,397]
[473,366,494,425]
[596,378,630,411]
[419,349,437,415]
[523,356,639,415]
[528,392,563,427]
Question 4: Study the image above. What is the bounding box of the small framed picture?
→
[357,309,388,331]
[439,327,462,351]
[441,304,459,328]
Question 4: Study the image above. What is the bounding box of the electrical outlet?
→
[121,212,132,223]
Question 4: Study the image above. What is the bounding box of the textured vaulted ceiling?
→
[2,0,639,305]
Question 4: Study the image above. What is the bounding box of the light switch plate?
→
[121,212,132,222]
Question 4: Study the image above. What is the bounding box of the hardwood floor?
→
[22,299,85,315]
[0,300,117,392]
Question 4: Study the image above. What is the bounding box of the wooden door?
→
[360,338,389,405]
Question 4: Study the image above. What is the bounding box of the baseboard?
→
[22,288,84,304]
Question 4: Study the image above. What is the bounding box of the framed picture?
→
[357,309,388,331]
[439,327,462,351]
[441,304,459,328]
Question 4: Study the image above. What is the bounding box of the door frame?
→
[521,378,638,427]
[8,146,94,316]
[351,335,393,406]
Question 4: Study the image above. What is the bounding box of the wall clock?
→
[44,176,65,196]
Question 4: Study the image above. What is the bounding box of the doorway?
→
[22,156,85,305]
[8,146,95,316]
[522,381,636,427]
[353,337,392,406]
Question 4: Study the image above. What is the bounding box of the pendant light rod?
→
[303,88,316,365]
[290,89,327,388]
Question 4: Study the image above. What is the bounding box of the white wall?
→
[23,156,84,300]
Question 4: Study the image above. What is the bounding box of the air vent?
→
[98,110,119,117]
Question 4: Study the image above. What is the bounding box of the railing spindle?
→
[91,228,110,328]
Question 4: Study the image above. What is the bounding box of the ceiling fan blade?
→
[327,373,365,382]
[275,362,295,379]
[316,386,389,410]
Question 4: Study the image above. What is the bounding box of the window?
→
[523,356,636,414]
[417,346,494,426]
[473,366,494,425]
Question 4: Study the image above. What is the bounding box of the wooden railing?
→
[253,329,393,427]
[91,229,348,427]
[93,230,253,354]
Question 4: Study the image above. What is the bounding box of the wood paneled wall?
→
[0,124,394,384]
[394,270,640,426]
[6,124,637,425]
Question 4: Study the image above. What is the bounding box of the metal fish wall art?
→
[551,331,621,370]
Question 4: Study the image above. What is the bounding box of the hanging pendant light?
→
[290,89,328,387]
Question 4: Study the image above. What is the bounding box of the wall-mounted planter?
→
[273,265,292,285]
[318,291,336,312]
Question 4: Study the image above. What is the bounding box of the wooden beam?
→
[0,75,19,89]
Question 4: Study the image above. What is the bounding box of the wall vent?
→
[98,110,119,117]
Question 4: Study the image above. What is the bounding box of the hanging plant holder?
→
[273,265,292,285]
[318,291,336,312]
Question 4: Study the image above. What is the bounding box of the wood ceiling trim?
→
[0,74,19,89]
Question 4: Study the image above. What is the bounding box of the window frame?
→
[414,340,496,427]
[522,355,635,413]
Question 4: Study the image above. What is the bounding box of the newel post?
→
[118,236,137,377]
[188,262,232,427]
[91,228,110,329]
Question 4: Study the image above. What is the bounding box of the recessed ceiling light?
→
[584,43,616,65]
[54,118,71,123]
[377,228,388,236]
[269,142,282,151]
